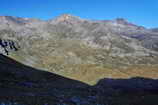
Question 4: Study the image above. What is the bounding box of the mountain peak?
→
[113,18,142,28]
[60,14,74,18]
[115,18,129,24]
[58,14,73,21]
[54,14,81,22]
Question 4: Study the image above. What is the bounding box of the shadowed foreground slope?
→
[0,54,158,105]
[0,54,90,104]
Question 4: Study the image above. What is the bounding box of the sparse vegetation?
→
[1,15,158,105]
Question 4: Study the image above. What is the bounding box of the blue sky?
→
[0,0,157,28]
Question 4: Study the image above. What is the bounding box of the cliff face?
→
[0,14,158,84]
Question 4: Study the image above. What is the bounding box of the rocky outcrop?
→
[0,39,19,55]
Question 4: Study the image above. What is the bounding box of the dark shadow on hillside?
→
[1,54,158,105]
[93,78,158,105]
[0,54,90,104]
[95,77,158,93]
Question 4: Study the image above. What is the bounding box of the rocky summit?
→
[0,14,158,85]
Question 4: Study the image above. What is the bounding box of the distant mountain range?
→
[0,14,158,84]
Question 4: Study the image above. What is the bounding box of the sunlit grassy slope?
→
[9,38,158,85]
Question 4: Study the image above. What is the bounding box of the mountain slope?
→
[0,54,92,104]
[1,54,158,105]
[0,14,158,84]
